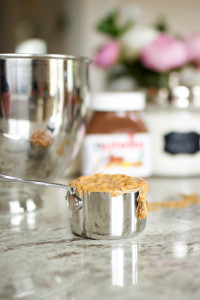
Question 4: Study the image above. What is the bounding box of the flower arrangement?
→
[94,10,200,89]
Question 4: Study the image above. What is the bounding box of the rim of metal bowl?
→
[0,53,91,63]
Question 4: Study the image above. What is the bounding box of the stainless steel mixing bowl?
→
[0,54,90,213]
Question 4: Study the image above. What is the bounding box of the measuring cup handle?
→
[67,190,83,211]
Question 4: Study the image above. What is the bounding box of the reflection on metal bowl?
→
[0,54,90,213]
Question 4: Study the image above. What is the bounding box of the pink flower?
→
[95,41,121,68]
[141,34,188,72]
[185,32,200,65]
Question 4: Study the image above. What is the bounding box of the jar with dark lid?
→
[81,92,152,177]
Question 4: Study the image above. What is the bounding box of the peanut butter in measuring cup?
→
[69,172,148,219]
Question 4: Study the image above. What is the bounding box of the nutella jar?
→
[81,92,152,177]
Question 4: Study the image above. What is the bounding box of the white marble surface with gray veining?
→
[1,176,200,300]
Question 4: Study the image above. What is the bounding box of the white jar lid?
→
[91,91,146,111]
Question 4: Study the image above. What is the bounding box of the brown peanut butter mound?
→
[69,173,148,219]
[31,129,53,147]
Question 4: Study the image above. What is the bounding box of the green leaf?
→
[154,16,168,32]
[96,9,133,38]
[105,61,170,88]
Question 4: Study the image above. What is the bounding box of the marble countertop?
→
[1,176,200,300]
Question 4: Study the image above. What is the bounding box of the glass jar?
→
[81,92,152,177]
[144,85,200,177]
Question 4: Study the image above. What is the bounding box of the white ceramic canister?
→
[143,86,200,177]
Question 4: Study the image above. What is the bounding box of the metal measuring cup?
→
[0,174,146,240]
[68,188,146,240]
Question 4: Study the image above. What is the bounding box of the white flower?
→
[121,26,159,59]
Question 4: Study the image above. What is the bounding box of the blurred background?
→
[1,0,200,54]
[1,0,200,179]
[0,0,200,91]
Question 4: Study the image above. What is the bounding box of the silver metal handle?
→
[66,187,83,211]
[0,174,71,191]
[70,193,83,211]
[0,174,84,207]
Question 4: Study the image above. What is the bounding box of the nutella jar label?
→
[81,133,151,177]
